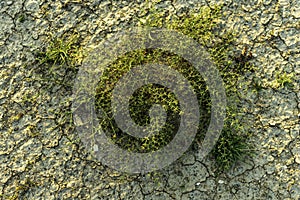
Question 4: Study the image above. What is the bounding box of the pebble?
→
[291,6,300,18]
[93,144,99,152]
[295,156,300,164]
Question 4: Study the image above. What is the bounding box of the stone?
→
[295,156,300,164]
[25,0,39,13]
[291,7,300,18]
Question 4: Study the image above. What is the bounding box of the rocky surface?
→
[0,0,299,199]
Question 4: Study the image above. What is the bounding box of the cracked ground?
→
[0,0,299,199]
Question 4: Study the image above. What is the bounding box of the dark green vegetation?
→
[95,49,204,153]
[36,5,255,172]
[95,5,255,172]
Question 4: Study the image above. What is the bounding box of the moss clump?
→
[95,4,255,171]
[95,48,206,152]
[35,4,254,172]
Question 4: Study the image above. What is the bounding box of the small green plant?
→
[272,71,294,89]
[252,77,264,92]
[18,14,26,23]
[34,32,84,89]
[37,32,82,68]
[212,106,254,171]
